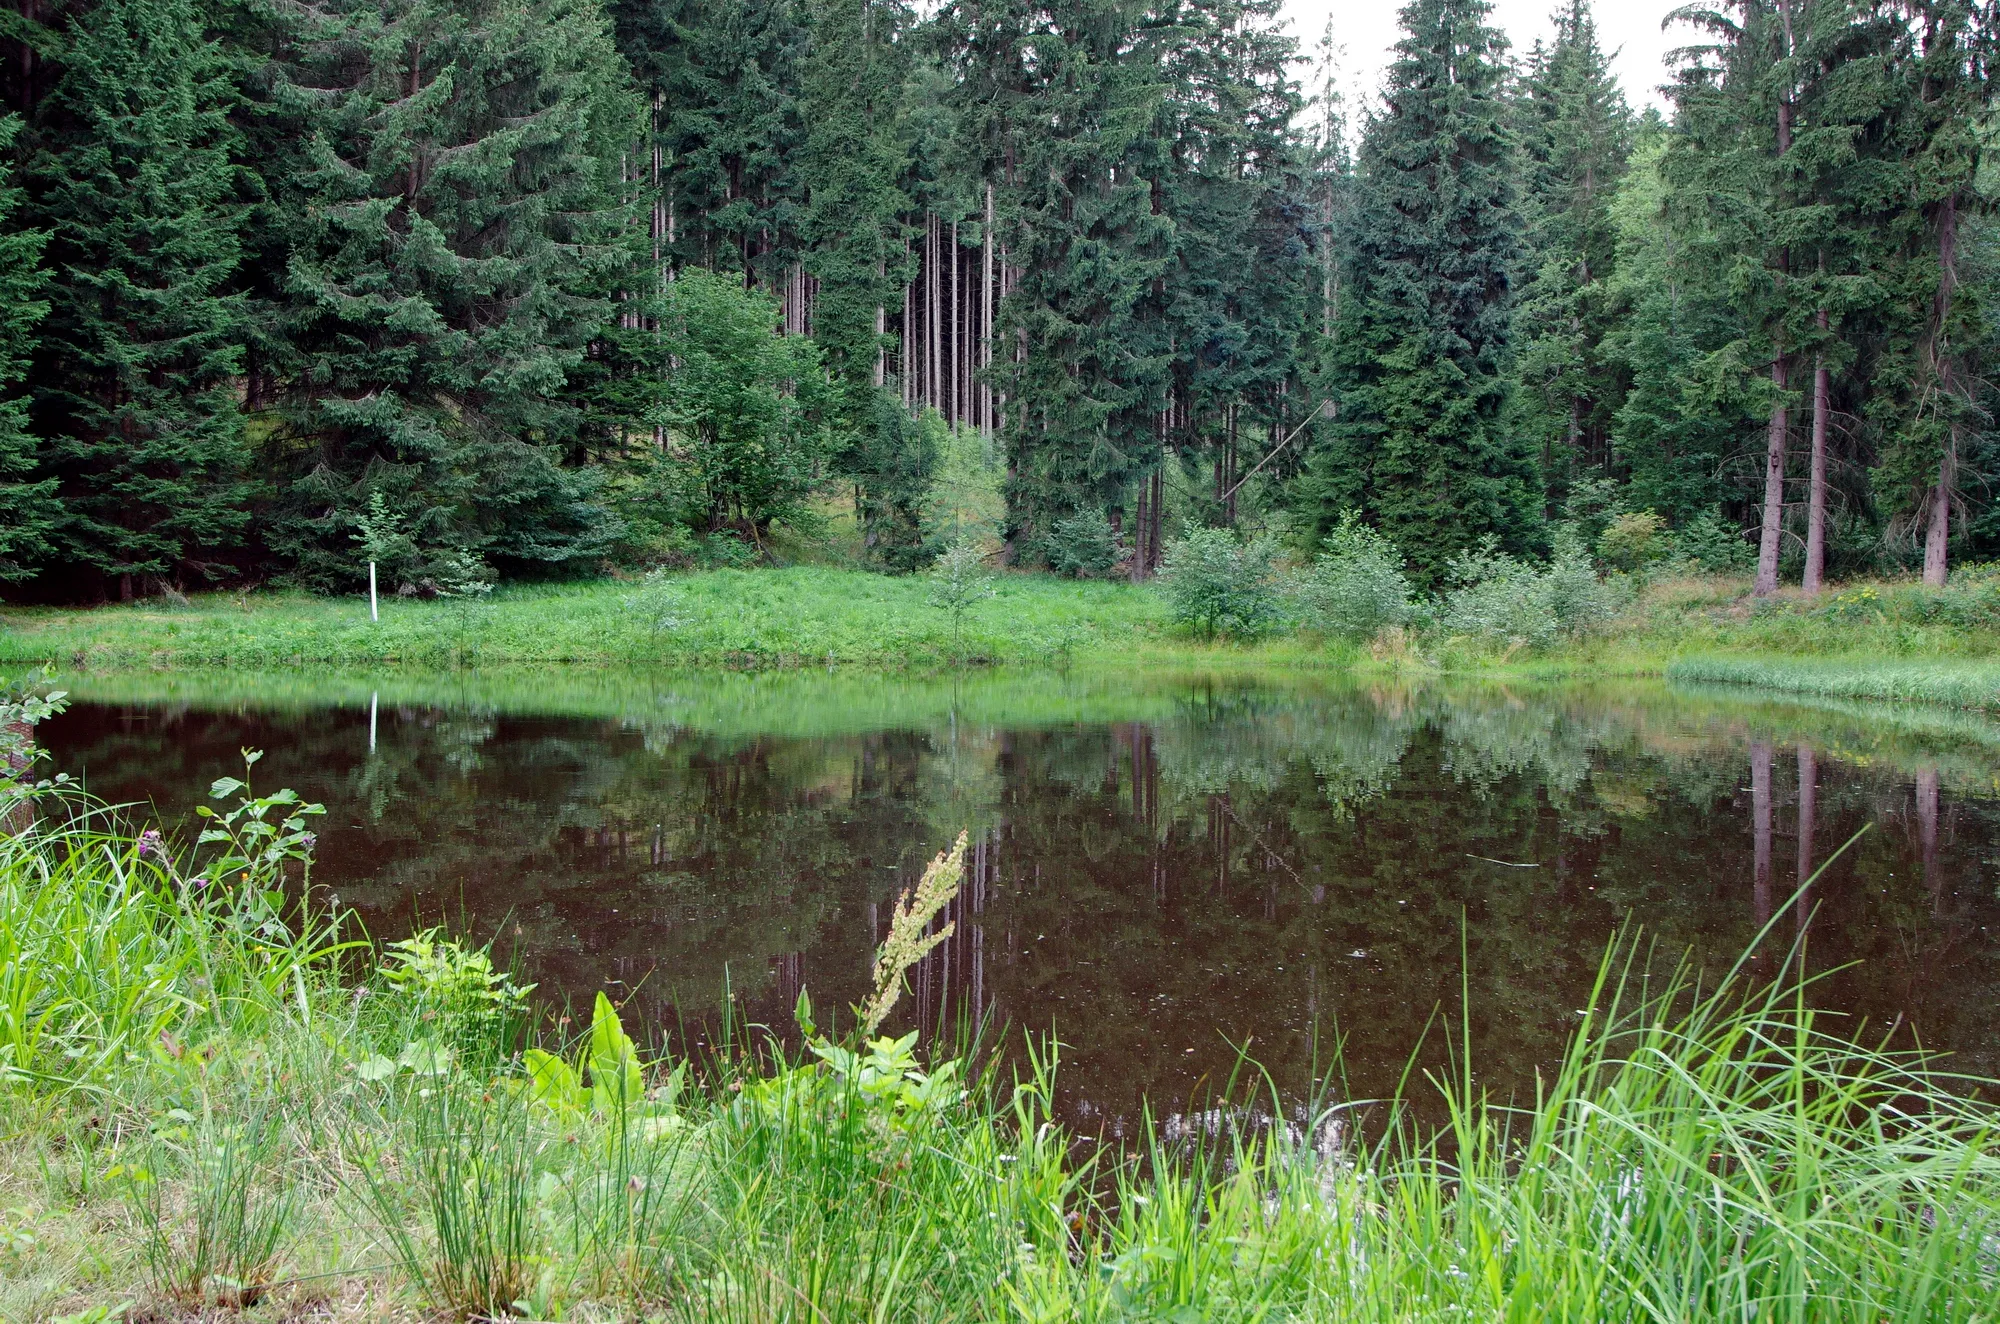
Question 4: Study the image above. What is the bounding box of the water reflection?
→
[41,675,2000,1126]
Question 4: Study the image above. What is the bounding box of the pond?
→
[37,669,2000,1134]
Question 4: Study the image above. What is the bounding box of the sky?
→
[1279,0,1692,112]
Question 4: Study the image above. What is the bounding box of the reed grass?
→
[1666,654,2000,711]
[2,772,1996,1321]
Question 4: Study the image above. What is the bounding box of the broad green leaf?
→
[588,991,644,1113]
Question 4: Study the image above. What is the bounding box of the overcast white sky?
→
[1279,0,1692,111]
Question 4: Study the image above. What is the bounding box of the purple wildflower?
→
[137,828,162,858]
[190,875,209,892]
[299,832,318,853]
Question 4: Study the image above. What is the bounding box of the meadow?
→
[4,563,1999,710]
[2,766,1997,1322]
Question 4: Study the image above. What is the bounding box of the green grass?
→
[0,569,1221,671]
[5,564,1998,710]
[1665,655,2000,711]
[4,772,1998,1322]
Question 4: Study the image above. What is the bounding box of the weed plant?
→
[1,769,1997,1320]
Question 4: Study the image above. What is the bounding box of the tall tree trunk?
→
[1755,61,1795,597]
[1923,191,1960,587]
[1755,356,1789,595]
[952,220,962,427]
[1803,335,1829,594]
[983,184,995,435]
[929,214,941,414]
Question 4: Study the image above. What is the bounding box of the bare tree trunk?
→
[1803,319,1829,596]
[1150,467,1163,573]
[1755,357,1789,596]
[1755,64,1795,597]
[1130,469,1149,583]
[929,214,941,415]
[1796,742,1816,933]
[873,251,885,387]
[1923,191,1960,587]
[983,184,995,435]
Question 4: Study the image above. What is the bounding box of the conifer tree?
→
[611,0,806,286]
[1155,0,1311,527]
[0,114,51,582]
[795,0,940,567]
[1511,0,1630,509]
[1294,0,1537,581]
[1601,126,1754,528]
[266,0,635,589]
[1871,0,1995,586]
[29,0,251,599]
[987,0,1173,560]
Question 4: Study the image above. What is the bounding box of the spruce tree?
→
[1510,0,1630,510]
[1871,0,1995,586]
[795,0,938,567]
[29,0,251,599]
[610,0,806,286]
[1294,0,1538,581]
[987,0,1173,560]
[0,114,52,583]
[1155,0,1311,528]
[1601,126,1756,529]
[266,0,635,589]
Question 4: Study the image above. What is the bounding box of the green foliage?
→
[0,669,67,779]
[119,1097,297,1309]
[1672,507,1756,572]
[0,115,52,584]
[1294,0,1541,581]
[28,0,251,592]
[1511,3,1631,506]
[644,269,836,537]
[1288,511,1413,640]
[378,929,532,1063]
[1596,510,1668,572]
[1046,507,1123,579]
[1440,531,1623,649]
[927,540,996,659]
[262,0,632,591]
[921,416,1005,551]
[1160,527,1282,640]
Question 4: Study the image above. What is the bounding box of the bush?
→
[1159,527,1281,639]
[1440,531,1622,648]
[1596,511,1668,572]
[1045,507,1123,578]
[1288,512,1413,640]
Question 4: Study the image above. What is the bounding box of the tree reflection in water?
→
[42,677,2000,1129]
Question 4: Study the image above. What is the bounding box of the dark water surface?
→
[39,670,2000,1132]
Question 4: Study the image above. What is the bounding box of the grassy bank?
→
[0,570,1206,671]
[4,565,1998,707]
[4,772,1998,1322]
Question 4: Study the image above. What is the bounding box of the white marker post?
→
[369,561,379,622]
[369,690,378,753]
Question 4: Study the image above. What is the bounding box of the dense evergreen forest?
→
[0,0,1994,603]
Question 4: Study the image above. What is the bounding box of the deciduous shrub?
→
[1288,512,1414,640]
[1596,510,1668,572]
[1440,531,1622,648]
[1160,527,1281,639]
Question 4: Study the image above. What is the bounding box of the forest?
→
[0,0,1994,604]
